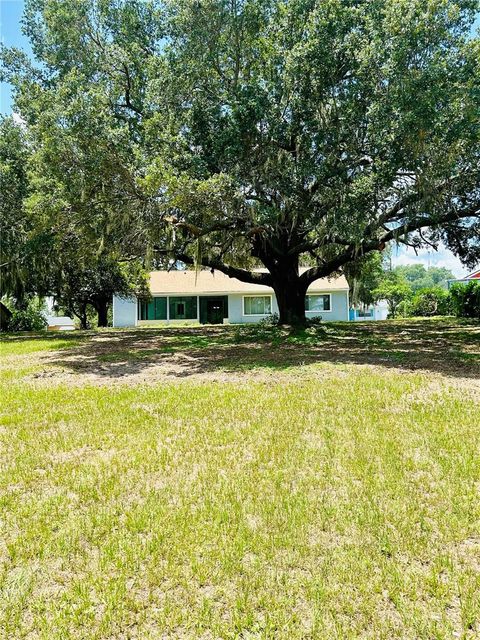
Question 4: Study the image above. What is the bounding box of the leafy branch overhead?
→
[1,0,479,324]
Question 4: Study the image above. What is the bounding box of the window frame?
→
[169,296,198,321]
[357,307,373,318]
[305,293,332,313]
[138,296,167,321]
[242,294,273,316]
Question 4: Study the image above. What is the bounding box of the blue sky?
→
[1,0,32,113]
[1,0,477,276]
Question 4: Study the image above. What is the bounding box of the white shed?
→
[46,316,76,331]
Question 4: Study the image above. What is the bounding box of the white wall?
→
[374,302,389,321]
[351,302,389,321]
[227,294,280,323]
[113,291,350,327]
[228,291,349,323]
[112,296,137,327]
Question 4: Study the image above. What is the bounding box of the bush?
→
[407,287,451,317]
[7,300,47,332]
[261,312,279,326]
[372,273,411,319]
[449,281,480,319]
[233,319,283,344]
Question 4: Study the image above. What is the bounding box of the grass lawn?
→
[1,318,479,639]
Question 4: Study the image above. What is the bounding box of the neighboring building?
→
[112,269,350,327]
[447,269,480,288]
[0,301,12,331]
[44,297,76,330]
[349,301,389,322]
[46,316,76,331]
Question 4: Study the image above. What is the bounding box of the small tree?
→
[407,287,451,317]
[344,251,387,308]
[373,273,411,319]
[53,258,149,329]
[7,298,47,332]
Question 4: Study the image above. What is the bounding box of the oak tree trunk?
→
[268,258,308,327]
[96,300,109,327]
[79,309,89,330]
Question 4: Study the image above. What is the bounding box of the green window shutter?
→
[186,296,197,319]
[139,298,167,320]
[147,299,155,320]
[154,297,167,320]
[199,297,208,323]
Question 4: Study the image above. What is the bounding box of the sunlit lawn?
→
[1,320,479,639]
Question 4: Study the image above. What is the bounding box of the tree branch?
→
[154,249,272,286]
[300,205,479,285]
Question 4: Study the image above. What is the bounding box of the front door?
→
[206,299,224,324]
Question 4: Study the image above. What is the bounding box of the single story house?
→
[112,269,350,327]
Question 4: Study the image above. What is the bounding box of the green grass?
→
[452,351,480,363]
[0,336,82,357]
[1,320,479,639]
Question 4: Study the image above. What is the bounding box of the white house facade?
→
[349,301,389,321]
[112,269,350,327]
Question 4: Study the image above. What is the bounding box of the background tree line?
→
[350,254,480,319]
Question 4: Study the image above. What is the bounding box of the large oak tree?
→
[3,0,480,325]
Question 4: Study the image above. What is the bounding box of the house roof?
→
[46,316,75,326]
[465,269,480,280]
[149,269,349,295]
[450,268,480,284]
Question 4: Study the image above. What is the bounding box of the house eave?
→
[147,287,350,297]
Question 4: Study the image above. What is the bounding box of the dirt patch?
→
[26,344,338,387]
[6,320,479,390]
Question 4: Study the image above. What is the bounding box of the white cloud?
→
[391,244,470,278]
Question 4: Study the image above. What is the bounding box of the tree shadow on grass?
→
[27,318,480,385]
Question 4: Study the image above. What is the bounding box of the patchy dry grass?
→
[1,317,478,389]
[0,319,479,638]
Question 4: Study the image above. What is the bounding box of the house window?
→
[138,297,167,320]
[243,296,272,316]
[169,296,197,320]
[357,307,373,318]
[305,294,331,312]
